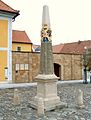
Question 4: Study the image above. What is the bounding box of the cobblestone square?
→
[0,83,91,120]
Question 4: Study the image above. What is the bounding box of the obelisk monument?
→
[30,5,67,111]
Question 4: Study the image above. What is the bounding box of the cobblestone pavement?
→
[0,83,91,120]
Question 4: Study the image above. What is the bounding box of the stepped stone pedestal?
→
[30,74,67,111]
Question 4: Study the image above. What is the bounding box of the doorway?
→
[54,63,61,80]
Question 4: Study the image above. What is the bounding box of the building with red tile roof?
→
[0,0,19,83]
[33,45,41,52]
[33,40,91,54]
[0,0,19,19]
[12,30,32,44]
[53,40,91,54]
[12,30,32,52]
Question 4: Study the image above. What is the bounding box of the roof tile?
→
[53,40,91,54]
[0,0,18,13]
[52,44,64,53]
[12,30,32,44]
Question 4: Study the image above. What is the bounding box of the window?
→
[20,64,24,70]
[17,47,21,51]
[15,64,29,71]
[25,64,29,70]
[16,64,19,70]
[4,67,8,79]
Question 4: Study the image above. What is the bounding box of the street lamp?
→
[83,46,88,84]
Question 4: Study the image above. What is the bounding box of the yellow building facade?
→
[0,20,8,81]
[0,17,13,83]
[12,43,32,52]
[0,1,19,83]
[12,30,32,52]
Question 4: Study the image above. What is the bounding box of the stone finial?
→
[42,5,50,27]
[41,5,52,42]
[13,89,20,105]
[37,98,44,116]
[76,89,85,109]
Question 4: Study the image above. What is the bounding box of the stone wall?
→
[13,52,29,83]
[12,52,82,83]
[31,53,40,80]
[53,53,82,80]
[12,52,40,83]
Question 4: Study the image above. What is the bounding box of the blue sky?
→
[2,0,91,45]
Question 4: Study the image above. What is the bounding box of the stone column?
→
[30,5,67,111]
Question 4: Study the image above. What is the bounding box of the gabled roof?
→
[53,40,91,54]
[12,30,32,44]
[0,0,19,18]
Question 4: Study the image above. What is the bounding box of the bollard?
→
[76,89,85,109]
[13,89,20,105]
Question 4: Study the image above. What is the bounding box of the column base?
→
[29,97,67,111]
[29,74,67,111]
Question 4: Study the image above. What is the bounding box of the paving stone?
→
[80,118,85,120]
[0,83,91,119]
[74,115,79,120]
